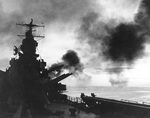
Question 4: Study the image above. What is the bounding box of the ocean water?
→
[66,86,150,103]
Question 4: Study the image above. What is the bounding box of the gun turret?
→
[45,73,72,87]
[44,73,72,101]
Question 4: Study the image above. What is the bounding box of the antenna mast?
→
[16,19,45,39]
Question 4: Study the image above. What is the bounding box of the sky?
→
[1,0,150,87]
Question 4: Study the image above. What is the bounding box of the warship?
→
[0,19,150,118]
[0,19,74,118]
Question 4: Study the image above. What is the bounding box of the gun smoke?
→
[77,0,150,86]
[62,50,80,67]
[62,50,91,82]
[104,23,145,63]
[47,50,91,82]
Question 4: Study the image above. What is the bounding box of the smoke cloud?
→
[47,50,91,83]
[62,50,91,81]
[103,23,145,63]
[47,49,82,76]
[109,76,128,87]
[0,0,95,46]
[78,12,145,65]
[0,0,97,69]
[62,50,80,67]
[62,50,92,82]
[77,0,150,86]
[135,0,150,35]
[62,50,92,83]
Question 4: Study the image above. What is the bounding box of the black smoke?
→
[62,50,85,74]
[135,0,150,37]
[140,0,150,15]
[48,50,83,74]
[79,12,145,64]
[103,23,145,63]
[78,12,111,50]
[62,50,91,84]
[62,50,80,67]
[77,0,150,86]
[47,50,91,82]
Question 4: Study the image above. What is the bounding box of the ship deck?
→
[0,102,97,118]
[46,102,96,118]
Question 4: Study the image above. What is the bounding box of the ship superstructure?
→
[0,19,72,117]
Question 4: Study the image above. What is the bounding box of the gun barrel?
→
[52,73,72,83]
[47,64,64,73]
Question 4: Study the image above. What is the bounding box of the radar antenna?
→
[16,19,45,38]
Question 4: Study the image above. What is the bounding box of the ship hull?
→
[81,95,150,118]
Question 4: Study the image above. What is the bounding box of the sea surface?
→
[66,86,150,103]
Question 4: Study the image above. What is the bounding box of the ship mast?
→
[17,19,45,38]
[15,19,44,59]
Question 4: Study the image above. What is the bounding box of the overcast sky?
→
[1,0,150,87]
